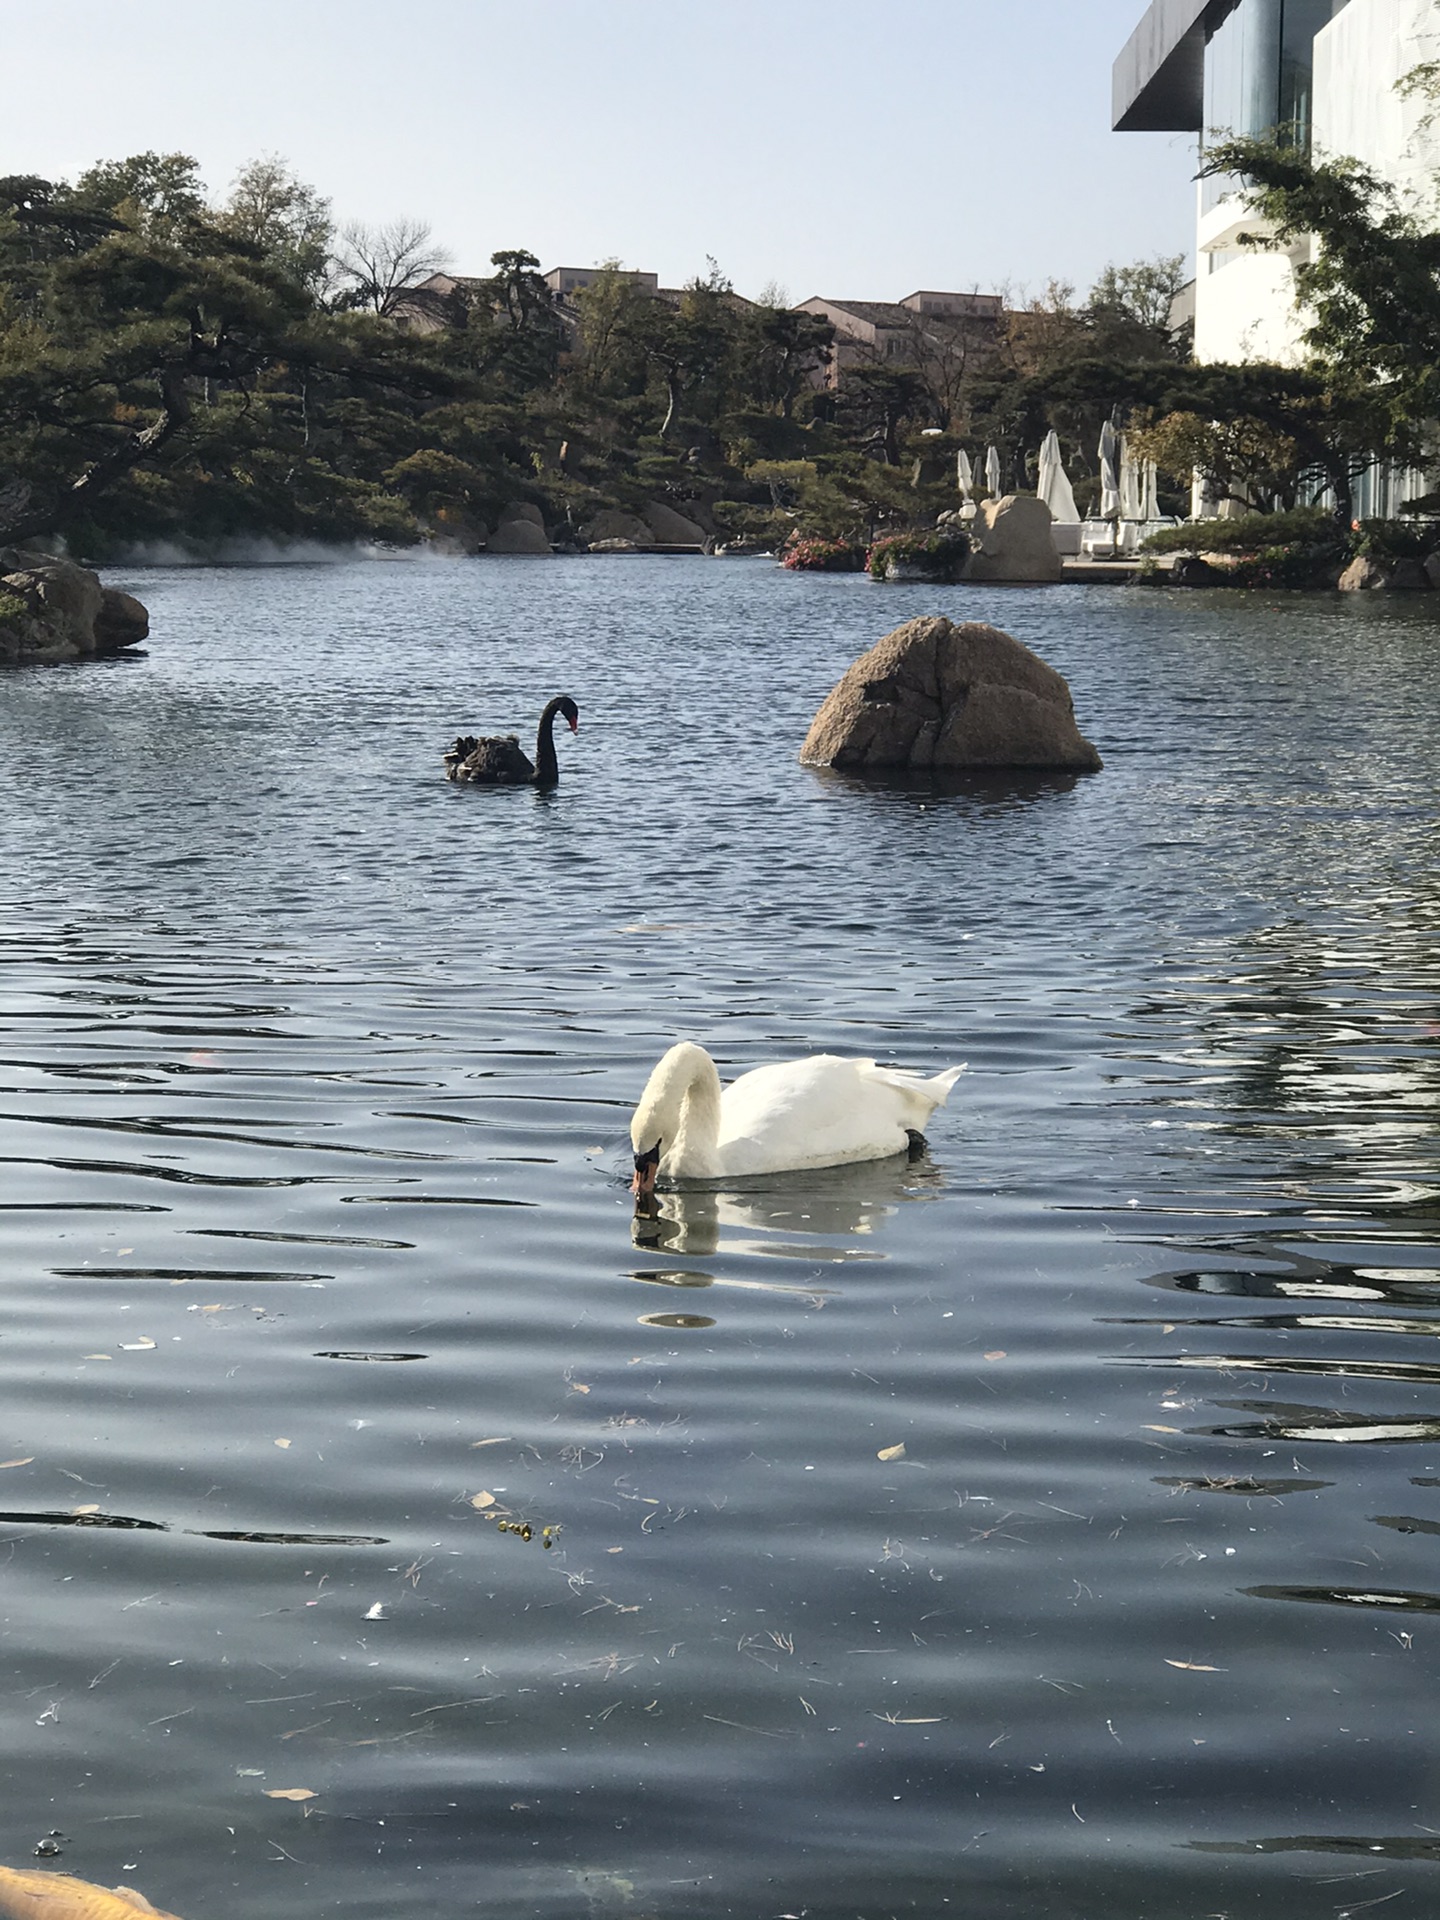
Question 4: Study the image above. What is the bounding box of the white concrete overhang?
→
[1198,194,1312,260]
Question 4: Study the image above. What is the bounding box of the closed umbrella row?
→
[952,427,1171,556]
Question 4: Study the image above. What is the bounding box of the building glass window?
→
[1280,0,1347,147]
[1202,0,1349,211]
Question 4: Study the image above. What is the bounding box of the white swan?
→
[629,1042,965,1194]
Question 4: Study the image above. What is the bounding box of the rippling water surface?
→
[4,556,1440,1919]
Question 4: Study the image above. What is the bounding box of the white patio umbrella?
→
[1118,434,1144,521]
[1098,419,1121,518]
[1037,429,1080,524]
[957,449,974,501]
[984,443,1002,499]
[1142,457,1160,522]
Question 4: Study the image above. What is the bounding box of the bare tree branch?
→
[332,218,451,316]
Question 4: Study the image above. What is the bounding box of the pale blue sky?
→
[1,0,1196,301]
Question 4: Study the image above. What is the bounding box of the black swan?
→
[444,695,579,787]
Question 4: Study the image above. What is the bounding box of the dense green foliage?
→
[1202,135,1440,429]
[1185,134,1439,523]
[0,153,1210,557]
[5,143,1418,567]
[0,156,459,552]
[1140,507,1338,555]
[1140,507,1440,589]
[1139,507,1349,588]
[865,526,970,580]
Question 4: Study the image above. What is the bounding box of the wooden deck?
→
[1060,557,1150,583]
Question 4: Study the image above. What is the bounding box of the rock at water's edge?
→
[963,495,1062,583]
[800,615,1102,773]
[488,518,553,555]
[0,549,150,664]
[93,589,150,651]
[643,501,708,546]
[581,509,655,549]
[498,501,546,530]
[1337,555,1388,591]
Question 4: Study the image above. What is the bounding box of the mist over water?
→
[4,557,1440,1920]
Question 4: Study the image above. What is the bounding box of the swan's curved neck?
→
[634,1043,724,1179]
[534,699,567,786]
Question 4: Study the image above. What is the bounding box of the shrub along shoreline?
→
[1139,508,1440,591]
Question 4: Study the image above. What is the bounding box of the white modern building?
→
[1114,0,1440,513]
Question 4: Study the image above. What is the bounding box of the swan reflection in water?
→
[631,1150,945,1257]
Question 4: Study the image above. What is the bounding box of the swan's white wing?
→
[715,1055,938,1176]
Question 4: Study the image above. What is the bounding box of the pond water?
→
[3,555,1440,1920]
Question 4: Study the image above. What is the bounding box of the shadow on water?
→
[804,763,1085,810]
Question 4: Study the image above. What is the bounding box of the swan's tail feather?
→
[859,1060,966,1119]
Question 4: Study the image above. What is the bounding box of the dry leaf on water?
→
[877,1444,907,1462]
[470,1437,510,1448]
[119,1339,156,1352]
[470,1491,496,1510]
[274,1438,292,1449]
[263,1787,317,1801]
[1164,1659,1226,1672]
[0,1458,33,1471]
[984,1350,1006,1362]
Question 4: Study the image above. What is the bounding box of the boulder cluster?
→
[0,549,149,664]
[462,499,711,556]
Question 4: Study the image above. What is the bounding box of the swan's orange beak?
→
[631,1143,660,1199]
[567,714,579,733]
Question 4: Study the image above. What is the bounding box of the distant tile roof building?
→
[793,290,1004,389]
[394,264,754,342]
[542,266,660,297]
[389,271,491,334]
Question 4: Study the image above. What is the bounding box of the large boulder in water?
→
[0,548,149,664]
[800,615,1102,773]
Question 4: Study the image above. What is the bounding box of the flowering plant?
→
[780,533,864,573]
